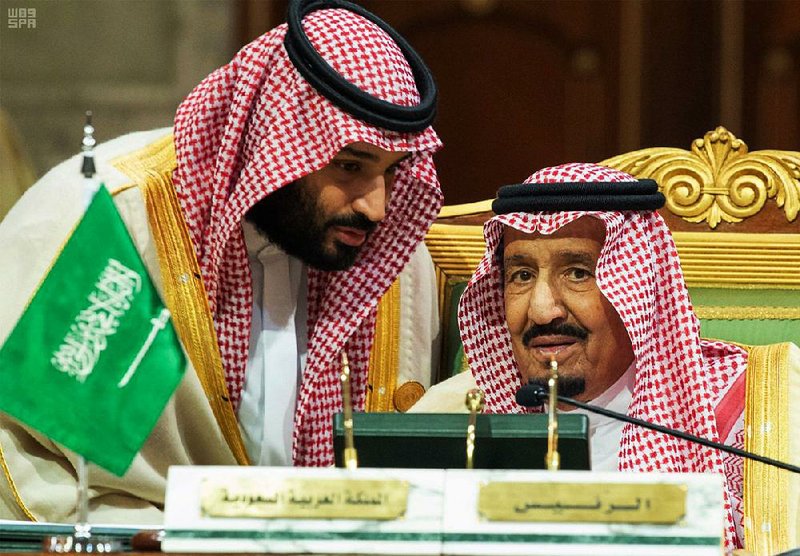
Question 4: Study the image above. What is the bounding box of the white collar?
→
[242,219,285,261]
[562,361,636,472]
[587,360,636,411]
[562,360,636,431]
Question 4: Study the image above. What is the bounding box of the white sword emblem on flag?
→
[117,307,172,388]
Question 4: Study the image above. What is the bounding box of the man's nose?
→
[351,175,388,223]
[527,278,567,325]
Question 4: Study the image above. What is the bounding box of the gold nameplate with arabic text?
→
[201,477,408,520]
[478,482,686,523]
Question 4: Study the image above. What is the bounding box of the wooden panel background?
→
[244,0,799,206]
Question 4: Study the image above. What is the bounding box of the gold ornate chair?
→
[416,127,799,553]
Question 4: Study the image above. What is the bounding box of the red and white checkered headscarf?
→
[172,9,442,466]
[459,163,748,548]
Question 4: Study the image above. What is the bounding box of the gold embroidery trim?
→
[109,182,139,196]
[743,342,790,553]
[112,135,249,465]
[111,134,176,179]
[366,279,401,412]
[0,434,36,521]
[696,306,800,320]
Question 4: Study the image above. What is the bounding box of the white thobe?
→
[560,362,635,471]
[237,221,308,466]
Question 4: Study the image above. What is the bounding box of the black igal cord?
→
[284,0,437,132]
[492,179,666,213]
[516,383,800,475]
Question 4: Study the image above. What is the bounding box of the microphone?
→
[515,382,800,475]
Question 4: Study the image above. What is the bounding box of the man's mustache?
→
[326,212,378,233]
[522,323,589,347]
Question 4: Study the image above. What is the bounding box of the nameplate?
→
[478,481,686,523]
[163,466,444,555]
[442,470,723,556]
[200,477,408,520]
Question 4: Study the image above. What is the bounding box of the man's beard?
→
[245,181,377,271]
[524,376,586,399]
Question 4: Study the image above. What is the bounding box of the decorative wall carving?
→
[602,127,800,228]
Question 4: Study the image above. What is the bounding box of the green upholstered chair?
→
[424,127,800,381]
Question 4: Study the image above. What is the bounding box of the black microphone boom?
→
[516,382,800,475]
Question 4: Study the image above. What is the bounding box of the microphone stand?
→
[464,389,485,469]
[545,358,559,471]
[340,351,358,470]
[518,383,800,475]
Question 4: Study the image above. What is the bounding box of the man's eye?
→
[387,159,407,175]
[566,268,592,281]
[334,160,361,173]
[508,269,533,283]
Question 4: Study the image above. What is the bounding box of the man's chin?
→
[306,242,361,271]
[523,375,586,399]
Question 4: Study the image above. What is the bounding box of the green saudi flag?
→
[0,185,186,476]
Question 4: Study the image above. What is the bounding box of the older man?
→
[0,1,441,523]
[413,162,800,551]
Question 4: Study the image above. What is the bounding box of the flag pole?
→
[74,112,98,543]
[43,112,122,554]
[43,453,121,552]
[75,455,90,538]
